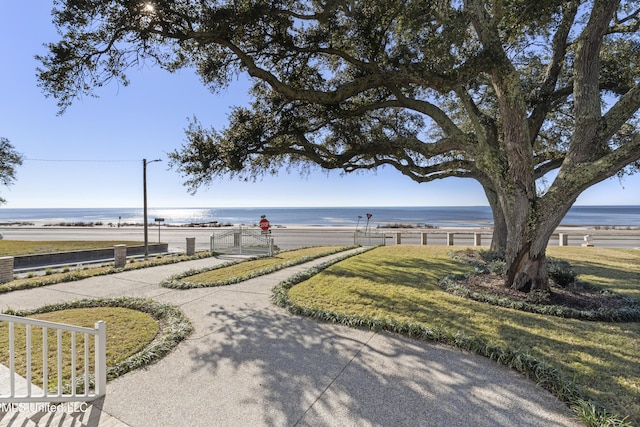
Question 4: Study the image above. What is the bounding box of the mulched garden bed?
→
[464,272,629,311]
[440,251,640,321]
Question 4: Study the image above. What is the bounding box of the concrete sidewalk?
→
[1,251,582,427]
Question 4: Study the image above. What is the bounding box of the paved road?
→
[2,225,639,253]
[0,250,582,427]
[0,226,357,252]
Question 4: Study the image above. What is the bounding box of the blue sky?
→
[0,2,638,209]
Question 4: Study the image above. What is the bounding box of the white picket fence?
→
[0,313,106,403]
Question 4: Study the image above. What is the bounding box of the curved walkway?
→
[1,250,582,427]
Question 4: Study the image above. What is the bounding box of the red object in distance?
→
[259,218,270,231]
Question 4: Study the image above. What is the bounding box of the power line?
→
[25,158,143,163]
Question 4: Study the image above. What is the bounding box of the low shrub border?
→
[3,297,193,386]
[0,251,214,295]
[161,246,359,289]
[271,255,631,427]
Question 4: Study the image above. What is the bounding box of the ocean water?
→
[0,206,638,227]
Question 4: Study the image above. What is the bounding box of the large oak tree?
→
[37,0,640,292]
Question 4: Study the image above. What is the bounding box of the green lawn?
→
[188,246,350,283]
[286,245,640,426]
[163,246,354,288]
[0,307,158,391]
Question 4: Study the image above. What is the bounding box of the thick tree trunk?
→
[502,202,548,293]
[491,212,507,254]
[482,185,507,253]
[502,197,574,293]
[505,242,549,293]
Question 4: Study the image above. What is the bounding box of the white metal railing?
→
[0,313,106,403]
[352,230,640,248]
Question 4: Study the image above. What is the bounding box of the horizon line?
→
[1,204,639,210]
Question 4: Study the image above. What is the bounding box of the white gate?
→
[354,231,387,246]
[210,227,274,256]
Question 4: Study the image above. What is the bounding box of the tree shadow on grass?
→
[496,319,640,425]
[325,256,469,290]
[279,246,637,424]
[569,259,640,298]
[548,247,640,299]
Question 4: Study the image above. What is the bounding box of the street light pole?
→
[143,158,162,258]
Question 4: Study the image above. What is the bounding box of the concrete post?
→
[186,237,196,256]
[395,232,402,245]
[114,245,127,268]
[581,234,594,247]
[559,233,568,246]
[447,233,454,246]
[0,256,14,283]
[421,232,428,246]
[474,233,482,246]
[94,321,107,397]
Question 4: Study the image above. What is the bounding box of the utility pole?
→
[143,158,162,258]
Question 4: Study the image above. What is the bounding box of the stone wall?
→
[0,256,13,283]
[13,244,169,269]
